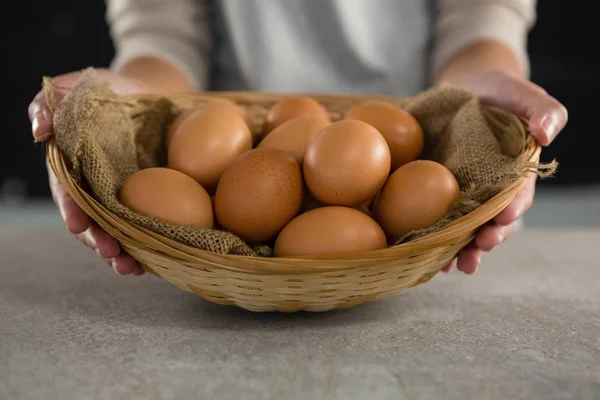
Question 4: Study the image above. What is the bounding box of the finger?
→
[526,96,568,146]
[495,174,536,226]
[112,253,144,276]
[76,232,93,248]
[456,243,485,275]
[29,90,54,141]
[76,228,102,253]
[28,89,47,121]
[47,160,89,234]
[478,74,568,146]
[441,258,456,273]
[77,232,143,276]
[475,222,514,252]
[82,222,121,259]
[29,74,79,141]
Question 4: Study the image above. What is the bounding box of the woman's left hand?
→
[442,69,568,274]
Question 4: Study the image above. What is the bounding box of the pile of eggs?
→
[119,96,461,257]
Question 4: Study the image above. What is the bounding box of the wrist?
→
[115,56,196,93]
[435,40,525,87]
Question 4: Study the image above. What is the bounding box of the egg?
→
[262,96,331,136]
[165,99,251,149]
[344,101,424,171]
[303,120,391,207]
[214,147,304,243]
[167,106,253,193]
[118,167,214,229]
[274,206,387,257]
[257,117,329,164]
[372,160,461,243]
[165,108,196,149]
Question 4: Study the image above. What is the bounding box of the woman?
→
[29,0,567,276]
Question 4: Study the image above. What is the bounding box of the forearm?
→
[435,39,525,86]
[106,0,212,92]
[115,56,196,93]
[431,0,537,86]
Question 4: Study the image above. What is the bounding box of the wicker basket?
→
[46,91,541,312]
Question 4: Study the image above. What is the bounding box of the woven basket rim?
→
[123,85,479,104]
[46,90,541,274]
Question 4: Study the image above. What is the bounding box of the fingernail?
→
[461,267,477,275]
[111,260,124,275]
[31,111,44,137]
[541,116,557,142]
[496,231,505,247]
[43,106,52,121]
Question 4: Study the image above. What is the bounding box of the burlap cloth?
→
[44,68,555,257]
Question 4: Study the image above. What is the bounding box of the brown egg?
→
[344,101,424,171]
[373,160,461,243]
[274,206,387,257]
[166,108,196,149]
[214,147,304,243]
[257,117,330,164]
[304,120,391,207]
[262,96,331,136]
[168,107,253,194]
[166,99,251,149]
[118,167,213,228]
[206,98,250,125]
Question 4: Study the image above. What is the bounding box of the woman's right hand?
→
[29,69,149,275]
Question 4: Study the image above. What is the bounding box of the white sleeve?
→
[431,0,537,79]
[105,0,212,91]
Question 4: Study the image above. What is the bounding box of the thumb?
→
[29,89,55,142]
[474,72,568,146]
[524,92,569,146]
[28,74,78,142]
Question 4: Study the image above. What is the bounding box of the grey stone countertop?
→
[1,227,599,400]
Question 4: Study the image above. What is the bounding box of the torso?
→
[208,0,434,96]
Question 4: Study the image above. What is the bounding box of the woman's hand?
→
[442,69,568,274]
[29,69,149,275]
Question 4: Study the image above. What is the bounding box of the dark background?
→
[1,1,596,199]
